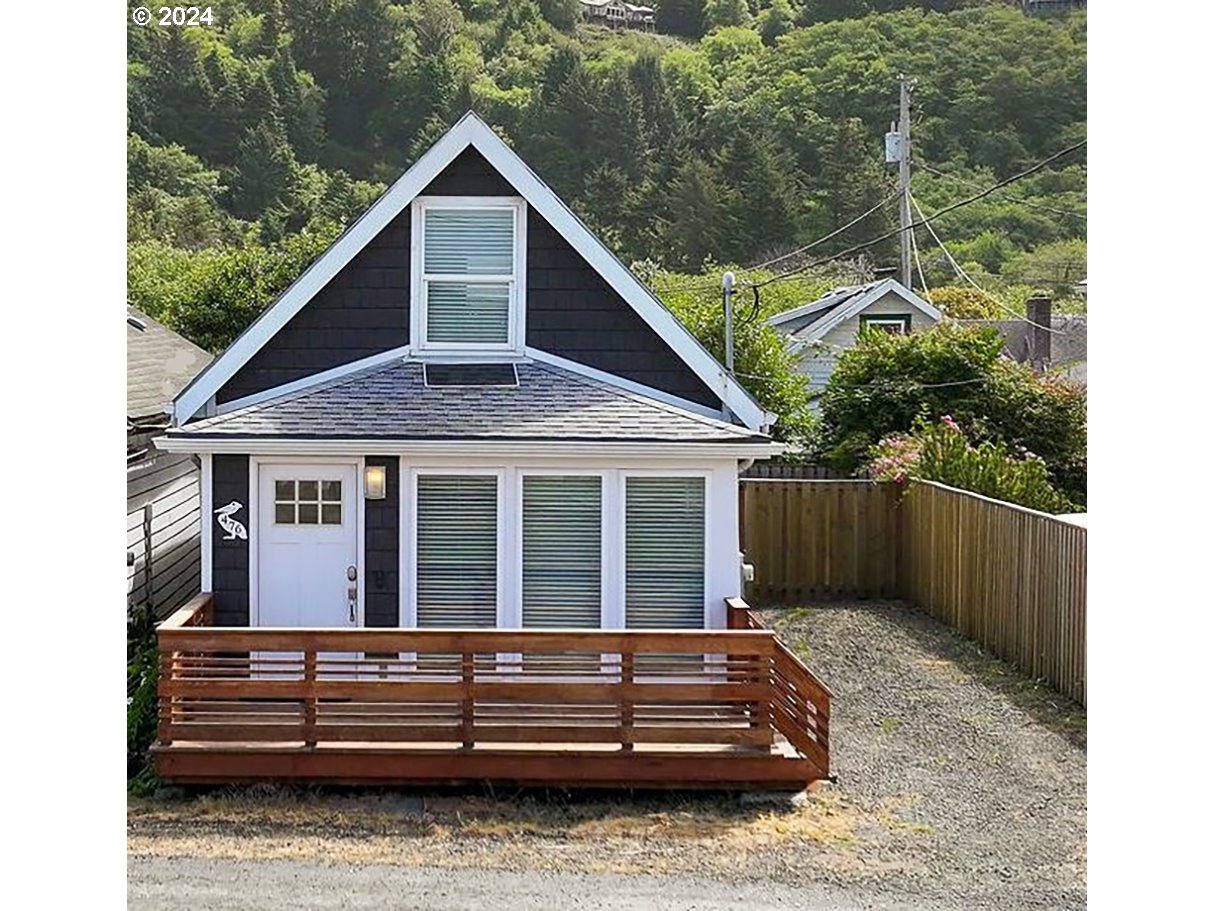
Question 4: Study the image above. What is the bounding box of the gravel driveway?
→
[128,601,1085,910]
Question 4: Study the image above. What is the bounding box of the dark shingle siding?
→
[524,210,718,408]
[211,146,720,411]
[215,216,412,404]
[211,454,250,625]
[364,456,400,627]
[421,147,516,196]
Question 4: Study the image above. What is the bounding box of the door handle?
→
[346,565,357,623]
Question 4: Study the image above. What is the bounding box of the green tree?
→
[816,322,1085,504]
[758,0,795,46]
[227,120,300,220]
[656,0,707,38]
[704,0,751,29]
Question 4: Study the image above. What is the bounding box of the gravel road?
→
[765,602,1086,910]
[128,855,941,910]
[128,601,1086,910]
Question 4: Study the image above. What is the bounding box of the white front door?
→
[257,462,359,627]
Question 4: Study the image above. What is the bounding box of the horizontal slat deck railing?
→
[154,596,831,787]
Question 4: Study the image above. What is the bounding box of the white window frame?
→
[619,469,712,630]
[410,195,528,357]
[404,466,508,629]
[514,469,611,630]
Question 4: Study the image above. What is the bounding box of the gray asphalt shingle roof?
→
[166,360,768,444]
[127,308,213,420]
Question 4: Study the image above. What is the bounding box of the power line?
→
[915,160,1086,220]
[650,192,900,296]
[750,139,1088,289]
[910,217,932,305]
[743,188,901,272]
[909,190,1062,335]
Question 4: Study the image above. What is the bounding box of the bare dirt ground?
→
[127,601,1086,910]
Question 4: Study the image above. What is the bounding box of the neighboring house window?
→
[274,479,342,525]
[624,477,706,628]
[860,314,912,335]
[412,197,526,353]
[521,476,603,627]
[416,475,499,627]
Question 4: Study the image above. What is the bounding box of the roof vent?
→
[423,363,520,388]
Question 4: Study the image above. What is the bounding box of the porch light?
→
[364,465,387,500]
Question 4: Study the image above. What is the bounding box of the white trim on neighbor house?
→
[172,112,766,430]
[157,437,786,459]
[786,279,942,351]
[247,456,366,628]
[409,195,528,357]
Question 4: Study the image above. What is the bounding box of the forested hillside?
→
[128,0,1086,357]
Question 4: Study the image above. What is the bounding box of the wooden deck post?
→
[461,651,475,750]
[157,646,175,746]
[303,649,318,748]
[620,652,635,752]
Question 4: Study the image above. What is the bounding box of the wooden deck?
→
[153,595,831,790]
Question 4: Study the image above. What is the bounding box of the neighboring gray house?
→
[766,278,941,399]
[127,307,212,618]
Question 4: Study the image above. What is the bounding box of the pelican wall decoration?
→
[214,500,248,541]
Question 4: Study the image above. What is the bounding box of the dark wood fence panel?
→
[740,480,900,602]
[897,482,1086,705]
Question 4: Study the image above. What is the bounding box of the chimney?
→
[1025,291,1052,372]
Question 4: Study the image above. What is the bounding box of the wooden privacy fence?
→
[740,480,900,601]
[740,480,1086,705]
[154,595,831,787]
[898,482,1086,704]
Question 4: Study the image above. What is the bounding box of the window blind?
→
[423,209,514,274]
[522,476,602,628]
[425,282,511,344]
[624,477,706,629]
[416,475,498,627]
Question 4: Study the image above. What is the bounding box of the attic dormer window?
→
[412,196,526,354]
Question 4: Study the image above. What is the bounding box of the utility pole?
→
[722,271,735,375]
[897,77,915,288]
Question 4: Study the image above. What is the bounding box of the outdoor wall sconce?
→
[364,465,387,500]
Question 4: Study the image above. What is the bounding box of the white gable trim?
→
[215,345,412,416]
[790,279,941,347]
[765,288,863,329]
[173,112,765,430]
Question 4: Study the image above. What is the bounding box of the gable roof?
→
[173,112,767,431]
[767,278,941,349]
[127,307,212,422]
[160,359,779,457]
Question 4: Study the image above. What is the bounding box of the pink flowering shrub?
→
[867,416,1075,514]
